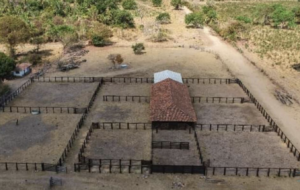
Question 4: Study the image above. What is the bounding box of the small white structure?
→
[154,70,183,84]
[13,63,32,77]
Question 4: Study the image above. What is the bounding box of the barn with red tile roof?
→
[150,78,197,129]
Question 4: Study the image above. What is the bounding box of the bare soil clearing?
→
[47,47,231,78]
[101,83,151,96]
[197,131,300,168]
[188,84,247,97]
[194,103,268,124]
[84,130,151,160]
[0,113,82,164]
[152,130,201,166]
[9,82,99,108]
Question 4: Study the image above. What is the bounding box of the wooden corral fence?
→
[0,162,58,172]
[58,81,103,166]
[33,76,101,83]
[183,78,237,84]
[57,113,85,166]
[86,81,103,113]
[103,95,150,103]
[151,165,206,174]
[237,79,300,161]
[206,167,300,177]
[0,78,33,107]
[191,96,249,104]
[92,122,152,130]
[103,77,154,84]
[74,159,151,174]
[193,128,204,165]
[78,122,95,163]
[195,124,269,132]
[152,141,189,150]
[0,106,86,114]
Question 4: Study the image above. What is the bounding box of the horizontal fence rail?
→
[0,78,33,107]
[196,124,269,132]
[0,162,58,172]
[237,79,300,161]
[103,95,150,103]
[152,141,189,150]
[151,165,206,174]
[34,76,102,83]
[92,122,152,130]
[74,159,151,174]
[0,106,86,114]
[103,77,154,84]
[206,167,300,177]
[102,77,237,84]
[183,78,237,84]
[191,96,250,104]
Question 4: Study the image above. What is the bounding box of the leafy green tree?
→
[88,22,113,46]
[185,12,205,28]
[122,0,137,10]
[156,13,171,24]
[132,43,145,54]
[152,0,162,7]
[0,16,31,57]
[0,52,16,81]
[171,0,182,10]
[112,10,135,28]
[47,25,78,49]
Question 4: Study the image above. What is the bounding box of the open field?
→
[47,48,232,78]
[197,131,300,168]
[152,130,201,166]
[0,113,82,164]
[194,103,268,124]
[83,129,151,160]
[8,82,98,108]
[188,83,247,97]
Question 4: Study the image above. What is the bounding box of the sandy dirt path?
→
[182,6,300,152]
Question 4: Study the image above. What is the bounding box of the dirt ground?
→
[101,83,151,96]
[9,82,99,108]
[188,83,247,97]
[152,130,201,166]
[194,103,269,124]
[197,131,300,168]
[46,47,232,78]
[0,113,82,164]
[84,129,151,160]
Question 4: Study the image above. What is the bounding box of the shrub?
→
[122,0,137,10]
[185,12,205,28]
[132,43,145,54]
[236,16,252,24]
[92,35,109,47]
[87,22,113,46]
[0,52,16,81]
[156,13,171,24]
[112,10,135,28]
[171,0,182,10]
[152,0,162,7]
[202,6,217,24]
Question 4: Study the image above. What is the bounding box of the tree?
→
[152,0,162,7]
[0,52,16,81]
[185,12,205,28]
[270,4,295,28]
[107,54,124,68]
[112,10,135,28]
[132,43,145,54]
[156,13,171,24]
[0,16,31,57]
[202,5,217,24]
[171,0,182,10]
[47,25,78,49]
[122,0,137,10]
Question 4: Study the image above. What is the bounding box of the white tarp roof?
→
[154,70,183,84]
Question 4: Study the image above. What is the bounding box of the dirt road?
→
[182,7,300,152]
